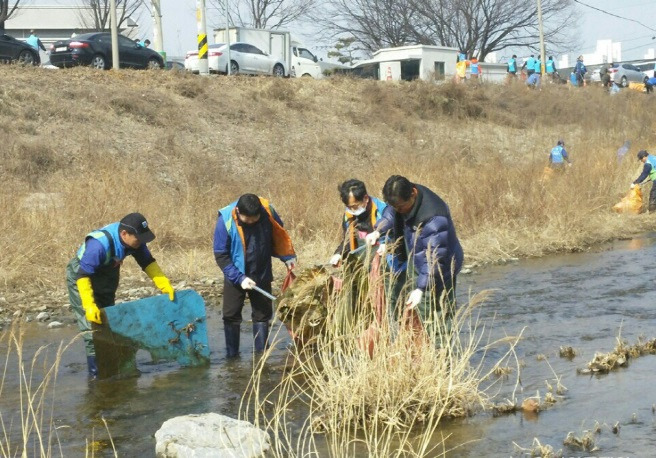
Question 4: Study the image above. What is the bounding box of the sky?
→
[30,0,656,62]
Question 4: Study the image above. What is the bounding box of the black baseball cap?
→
[119,213,155,244]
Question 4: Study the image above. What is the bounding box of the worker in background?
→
[546,56,558,82]
[574,55,587,87]
[66,213,175,378]
[330,179,386,267]
[533,55,542,77]
[632,150,656,212]
[366,176,464,343]
[213,194,296,358]
[469,57,482,81]
[522,54,536,78]
[26,30,46,52]
[645,76,656,93]
[600,61,613,88]
[507,54,517,80]
[455,53,468,84]
[549,140,572,168]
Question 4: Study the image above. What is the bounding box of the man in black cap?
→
[66,213,175,378]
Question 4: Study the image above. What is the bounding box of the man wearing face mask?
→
[66,213,175,378]
[329,179,387,267]
[213,194,296,358]
[365,176,463,341]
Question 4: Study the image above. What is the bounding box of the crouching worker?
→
[329,179,387,267]
[632,150,656,212]
[66,213,175,379]
[365,176,464,345]
[549,139,572,169]
[213,194,296,358]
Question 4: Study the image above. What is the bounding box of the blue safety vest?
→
[470,62,480,74]
[526,57,535,69]
[508,58,516,72]
[546,60,555,73]
[76,222,126,266]
[550,146,564,163]
[533,59,541,73]
[647,155,656,181]
[26,35,40,50]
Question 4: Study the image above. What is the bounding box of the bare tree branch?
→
[76,0,144,35]
[210,0,314,30]
[0,0,23,32]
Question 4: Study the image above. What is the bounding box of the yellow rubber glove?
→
[76,277,102,324]
[145,262,175,301]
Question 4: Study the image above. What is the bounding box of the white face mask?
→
[346,206,366,216]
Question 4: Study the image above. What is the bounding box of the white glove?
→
[285,259,296,270]
[240,277,256,290]
[329,254,342,266]
[365,230,381,246]
[630,183,636,189]
[376,243,386,256]
[405,289,423,309]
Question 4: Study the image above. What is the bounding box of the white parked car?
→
[185,42,287,76]
[184,43,224,73]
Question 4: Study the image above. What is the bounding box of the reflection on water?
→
[2,234,656,456]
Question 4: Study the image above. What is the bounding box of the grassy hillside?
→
[1,65,655,293]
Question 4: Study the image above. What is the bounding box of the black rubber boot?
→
[252,322,270,352]
[86,355,98,379]
[224,323,241,358]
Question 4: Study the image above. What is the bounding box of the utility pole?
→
[151,0,165,61]
[537,0,546,76]
[225,0,231,75]
[196,0,209,75]
[110,0,119,70]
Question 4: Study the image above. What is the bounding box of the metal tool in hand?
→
[253,285,277,301]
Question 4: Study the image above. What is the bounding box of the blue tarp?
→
[94,290,210,378]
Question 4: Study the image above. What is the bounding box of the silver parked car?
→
[184,42,287,77]
[608,63,648,87]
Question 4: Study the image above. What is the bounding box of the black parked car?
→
[0,34,41,65]
[49,32,163,70]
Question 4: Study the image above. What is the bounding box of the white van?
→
[291,43,322,78]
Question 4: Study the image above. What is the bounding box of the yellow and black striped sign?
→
[197,34,208,60]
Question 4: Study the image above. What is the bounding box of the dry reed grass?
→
[240,256,521,457]
[1,66,656,296]
[0,324,116,457]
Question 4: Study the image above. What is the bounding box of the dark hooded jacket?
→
[376,184,464,291]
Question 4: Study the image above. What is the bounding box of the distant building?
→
[581,39,621,65]
[351,45,459,81]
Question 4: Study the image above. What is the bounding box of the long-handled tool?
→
[253,285,277,301]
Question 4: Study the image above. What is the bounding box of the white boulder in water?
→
[155,413,270,458]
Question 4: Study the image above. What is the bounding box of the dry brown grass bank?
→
[1,66,656,296]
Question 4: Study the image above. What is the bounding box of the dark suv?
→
[49,32,163,70]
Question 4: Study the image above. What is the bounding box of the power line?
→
[573,0,656,33]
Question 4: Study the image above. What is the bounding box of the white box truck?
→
[213,27,323,79]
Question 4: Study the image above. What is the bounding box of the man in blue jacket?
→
[365,176,464,342]
[549,139,572,168]
[213,194,296,357]
[26,30,46,52]
[66,213,175,378]
[632,150,656,212]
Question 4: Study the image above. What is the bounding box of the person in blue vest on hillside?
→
[213,194,296,358]
[330,179,387,267]
[549,139,571,168]
[522,54,536,77]
[26,30,46,53]
[533,56,542,75]
[546,56,558,81]
[365,176,464,342]
[574,55,587,87]
[469,57,481,81]
[507,54,518,79]
[66,213,175,378]
[632,150,656,212]
[645,76,656,93]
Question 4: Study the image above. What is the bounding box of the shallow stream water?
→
[2,234,656,456]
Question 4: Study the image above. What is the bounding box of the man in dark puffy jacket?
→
[365,176,464,341]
